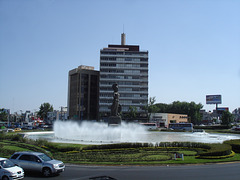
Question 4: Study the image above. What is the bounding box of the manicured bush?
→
[196,143,232,158]
[194,125,229,130]
[82,143,151,151]
[196,151,235,159]
[82,142,212,152]
[224,139,240,153]
[43,142,81,152]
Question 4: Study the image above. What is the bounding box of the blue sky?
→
[0,0,239,113]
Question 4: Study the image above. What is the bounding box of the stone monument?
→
[108,83,122,126]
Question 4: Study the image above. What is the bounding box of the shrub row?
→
[2,140,50,155]
[82,142,210,151]
[42,142,80,152]
[196,151,235,159]
[197,143,232,158]
[224,139,240,153]
[194,125,229,129]
[82,142,233,159]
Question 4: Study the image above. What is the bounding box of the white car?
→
[0,157,24,180]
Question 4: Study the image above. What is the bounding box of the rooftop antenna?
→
[121,24,126,45]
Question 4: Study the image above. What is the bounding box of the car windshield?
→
[0,159,15,168]
[38,154,52,162]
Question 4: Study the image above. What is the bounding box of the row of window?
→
[100,93,148,98]
[101,69,124,73]
[100,75,140,79]
[100,57,116,60]
[100,81,147,86]
[100,87,148,91]
[99,99,147,104]
[101,57,147,62]
[100,51,148,56]
[100,63,148,68]
[100,69,148,74]
[99,106,145,112]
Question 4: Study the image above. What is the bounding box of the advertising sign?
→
[206,95,222,104]
[217,107,229,114]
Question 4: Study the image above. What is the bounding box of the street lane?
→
[24,163,240,180]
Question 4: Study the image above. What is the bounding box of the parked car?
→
[0,157,24,180]
[14,128,22,132]
[9,151,65,177]
[232,126,240,131]
[6,129,14,132]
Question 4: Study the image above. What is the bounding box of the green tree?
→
[0,109,8,122]
[126,106,137,120]
[148,97,159,113]
[221,111,233,127]
[153,101,203,124]
[38,103,53,120]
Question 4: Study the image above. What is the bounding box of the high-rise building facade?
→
[68,65,99,120]
[99,33,148,120]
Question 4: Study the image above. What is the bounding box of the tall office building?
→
[99,33,148,120]
[68,65,99,120]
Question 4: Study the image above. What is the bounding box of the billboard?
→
[217,107,229,114]
[206,95,222,104]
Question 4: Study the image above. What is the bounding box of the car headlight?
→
[53,164,59,168]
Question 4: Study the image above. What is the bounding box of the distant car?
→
[14,128,22,132]
[0,157,24,180]
[7,129,15,132]
[10,151,65,177]
[26,126,33,130]
[232,126,240,131]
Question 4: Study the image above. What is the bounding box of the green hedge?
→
[43,142,81,152]
[224,139,240,153]
[82,142,210,151]
[82,142,232,159]
[2,140,50,155]
[82,143,150,151]
[196,143,232,158]
[194,125,229,129]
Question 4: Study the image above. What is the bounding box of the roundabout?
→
[24,120,240,145]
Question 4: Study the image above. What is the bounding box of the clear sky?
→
[0,0,239,113]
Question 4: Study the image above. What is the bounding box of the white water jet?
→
[53,120,147,144]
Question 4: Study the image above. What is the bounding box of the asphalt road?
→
[23,163,240,180]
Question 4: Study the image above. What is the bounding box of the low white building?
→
[149,113,188,128]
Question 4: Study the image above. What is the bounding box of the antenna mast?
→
[121,25,126,45]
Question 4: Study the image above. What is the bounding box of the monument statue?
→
[108,83,122,125]
[111,83,121,116]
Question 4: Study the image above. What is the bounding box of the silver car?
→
[0,157,24,180]
[10,151,65,177]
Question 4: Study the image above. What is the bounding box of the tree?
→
[38,103,53,120]
[221,111,233,127]
[0,109,8,122]
[153,101,203,124]
[147,97,159,113]
[126,106,137,120]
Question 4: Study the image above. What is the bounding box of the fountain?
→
[53,120,147,144]
[24,84,240,144]
[23,120,240,145]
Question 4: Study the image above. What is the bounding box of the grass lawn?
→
[2,145,29,152]
[1,132,240,165]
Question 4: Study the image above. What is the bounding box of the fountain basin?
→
[24,121,240,145]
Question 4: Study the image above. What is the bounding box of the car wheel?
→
[42,167,52,177]
[2,176,9,180]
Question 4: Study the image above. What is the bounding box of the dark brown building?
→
[68,65,99,120]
